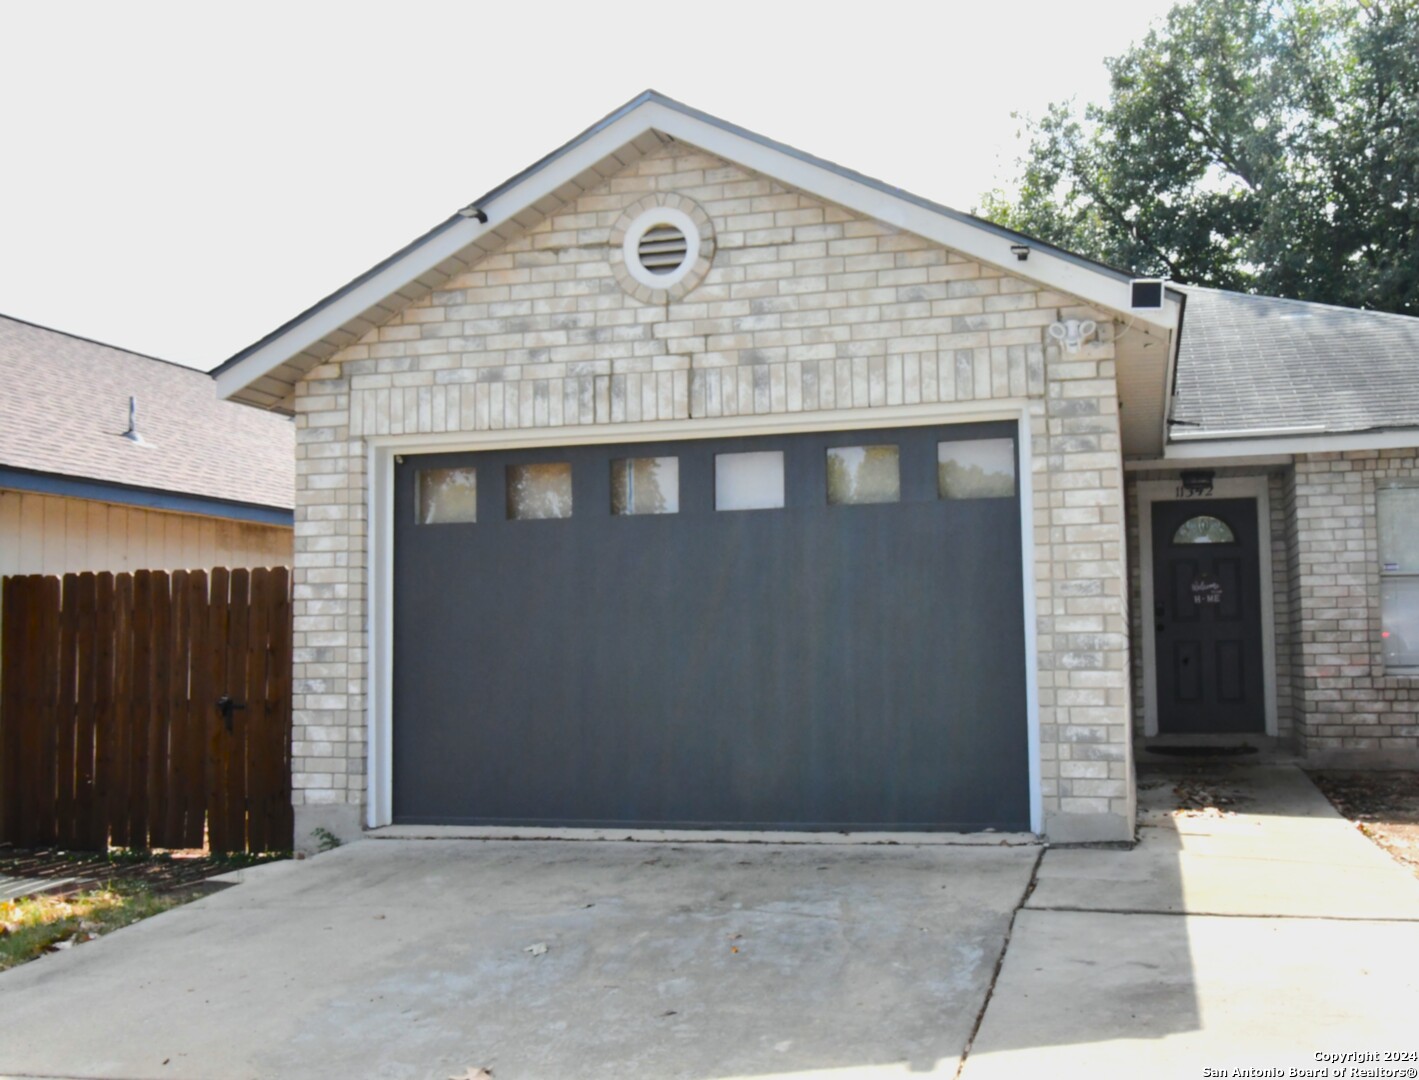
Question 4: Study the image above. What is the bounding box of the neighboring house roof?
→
[215,89,1180,411]
[0,314,294,522]
[1169,286,1419,443]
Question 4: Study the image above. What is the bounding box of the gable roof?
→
[1168,287,1419,442]
[215,90,1180,411]
[0,314,294,517]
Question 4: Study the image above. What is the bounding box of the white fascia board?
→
[219,98,1179,402]
[1164,428,1419,459]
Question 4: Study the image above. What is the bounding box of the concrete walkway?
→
[961,765,1419,1080]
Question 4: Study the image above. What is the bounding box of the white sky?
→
[0,0,1177,371]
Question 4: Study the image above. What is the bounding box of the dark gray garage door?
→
[392,422,1029,831]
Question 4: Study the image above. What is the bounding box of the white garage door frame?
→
[364,399,1043,834]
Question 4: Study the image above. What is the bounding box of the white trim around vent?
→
[621,207,701,289]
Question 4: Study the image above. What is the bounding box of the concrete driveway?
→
[5,766,1418,1080]
[0,839,1039,1080]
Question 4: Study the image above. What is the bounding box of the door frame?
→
[1137,476,1278,737]
[365,400,1042,833]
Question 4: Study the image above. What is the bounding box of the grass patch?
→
[0,881,197,972]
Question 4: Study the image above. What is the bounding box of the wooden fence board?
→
[13,578,33,845]
[74,573,98,849]
[1,578,25,841]
[264,567,293,850]
[247,569,272,854]
[1,567,291,855]
[34,575,61,847]
[109,573,134,848]
[16,577,36,846]
[56,574,79,847]
[159,567,185,845]
[128,570,152,847]
[148,572,172,847]
[223,570,250,853]
[182,571,209,848]
[206,568,231,853]
[91,573,115,850]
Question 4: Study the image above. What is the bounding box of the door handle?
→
[216,695,247,733]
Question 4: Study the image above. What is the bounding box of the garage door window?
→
[507,463,573,520]
[715,451,785,511]
[611,457,679,516]
[938,439,1015,499]
[416,467,477,524]
[826,445,900,505]
[1378,485,1419,671]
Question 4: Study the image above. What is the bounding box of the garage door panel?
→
[393,423,1029,830]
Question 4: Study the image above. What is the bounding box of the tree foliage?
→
[980,0,1419,314]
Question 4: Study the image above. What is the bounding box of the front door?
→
[1152,498,1265,734]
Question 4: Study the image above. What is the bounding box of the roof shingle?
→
[1170,287,1419,438]
[0,315,293,510]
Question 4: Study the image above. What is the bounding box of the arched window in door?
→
[1172,515,1235,544]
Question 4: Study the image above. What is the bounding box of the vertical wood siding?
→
[0,491,292,578]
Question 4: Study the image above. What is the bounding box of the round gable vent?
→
[637,224,689,275]
[613,200,713,299]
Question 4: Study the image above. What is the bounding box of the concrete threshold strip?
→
[367,824,1041,846]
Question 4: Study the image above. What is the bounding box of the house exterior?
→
[1126,289,1419,765]
[213,92,1419,847]
[0,314,294,578]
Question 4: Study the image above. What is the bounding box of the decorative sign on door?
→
[1191,572,1223,605]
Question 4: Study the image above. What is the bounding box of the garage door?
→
[392,421,1029,831]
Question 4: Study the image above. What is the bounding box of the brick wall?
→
[287,140,1135,844]
[1289,451,1419,762]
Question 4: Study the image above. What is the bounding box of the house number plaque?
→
[1175,481,1214,498]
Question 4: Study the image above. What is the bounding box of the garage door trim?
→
[363,401,1042,833]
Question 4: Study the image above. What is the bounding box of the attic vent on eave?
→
[637,224,689,275]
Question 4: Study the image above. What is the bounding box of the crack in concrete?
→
[953,845,1044,1080]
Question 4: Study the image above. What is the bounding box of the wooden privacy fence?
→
[0,568,293,853]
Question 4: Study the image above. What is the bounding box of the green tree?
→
[980,0,1419,314]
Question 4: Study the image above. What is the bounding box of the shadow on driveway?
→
[961,765,1419,1079]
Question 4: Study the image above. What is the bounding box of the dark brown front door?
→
[1152,498,1265,734]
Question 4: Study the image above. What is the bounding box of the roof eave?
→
[1164,425,1419,459]
[0,464,294,525]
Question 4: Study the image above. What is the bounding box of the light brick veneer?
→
[1288,451,1419,762]
[287,141,1135,845]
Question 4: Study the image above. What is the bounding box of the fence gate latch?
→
[216,695,247,733]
